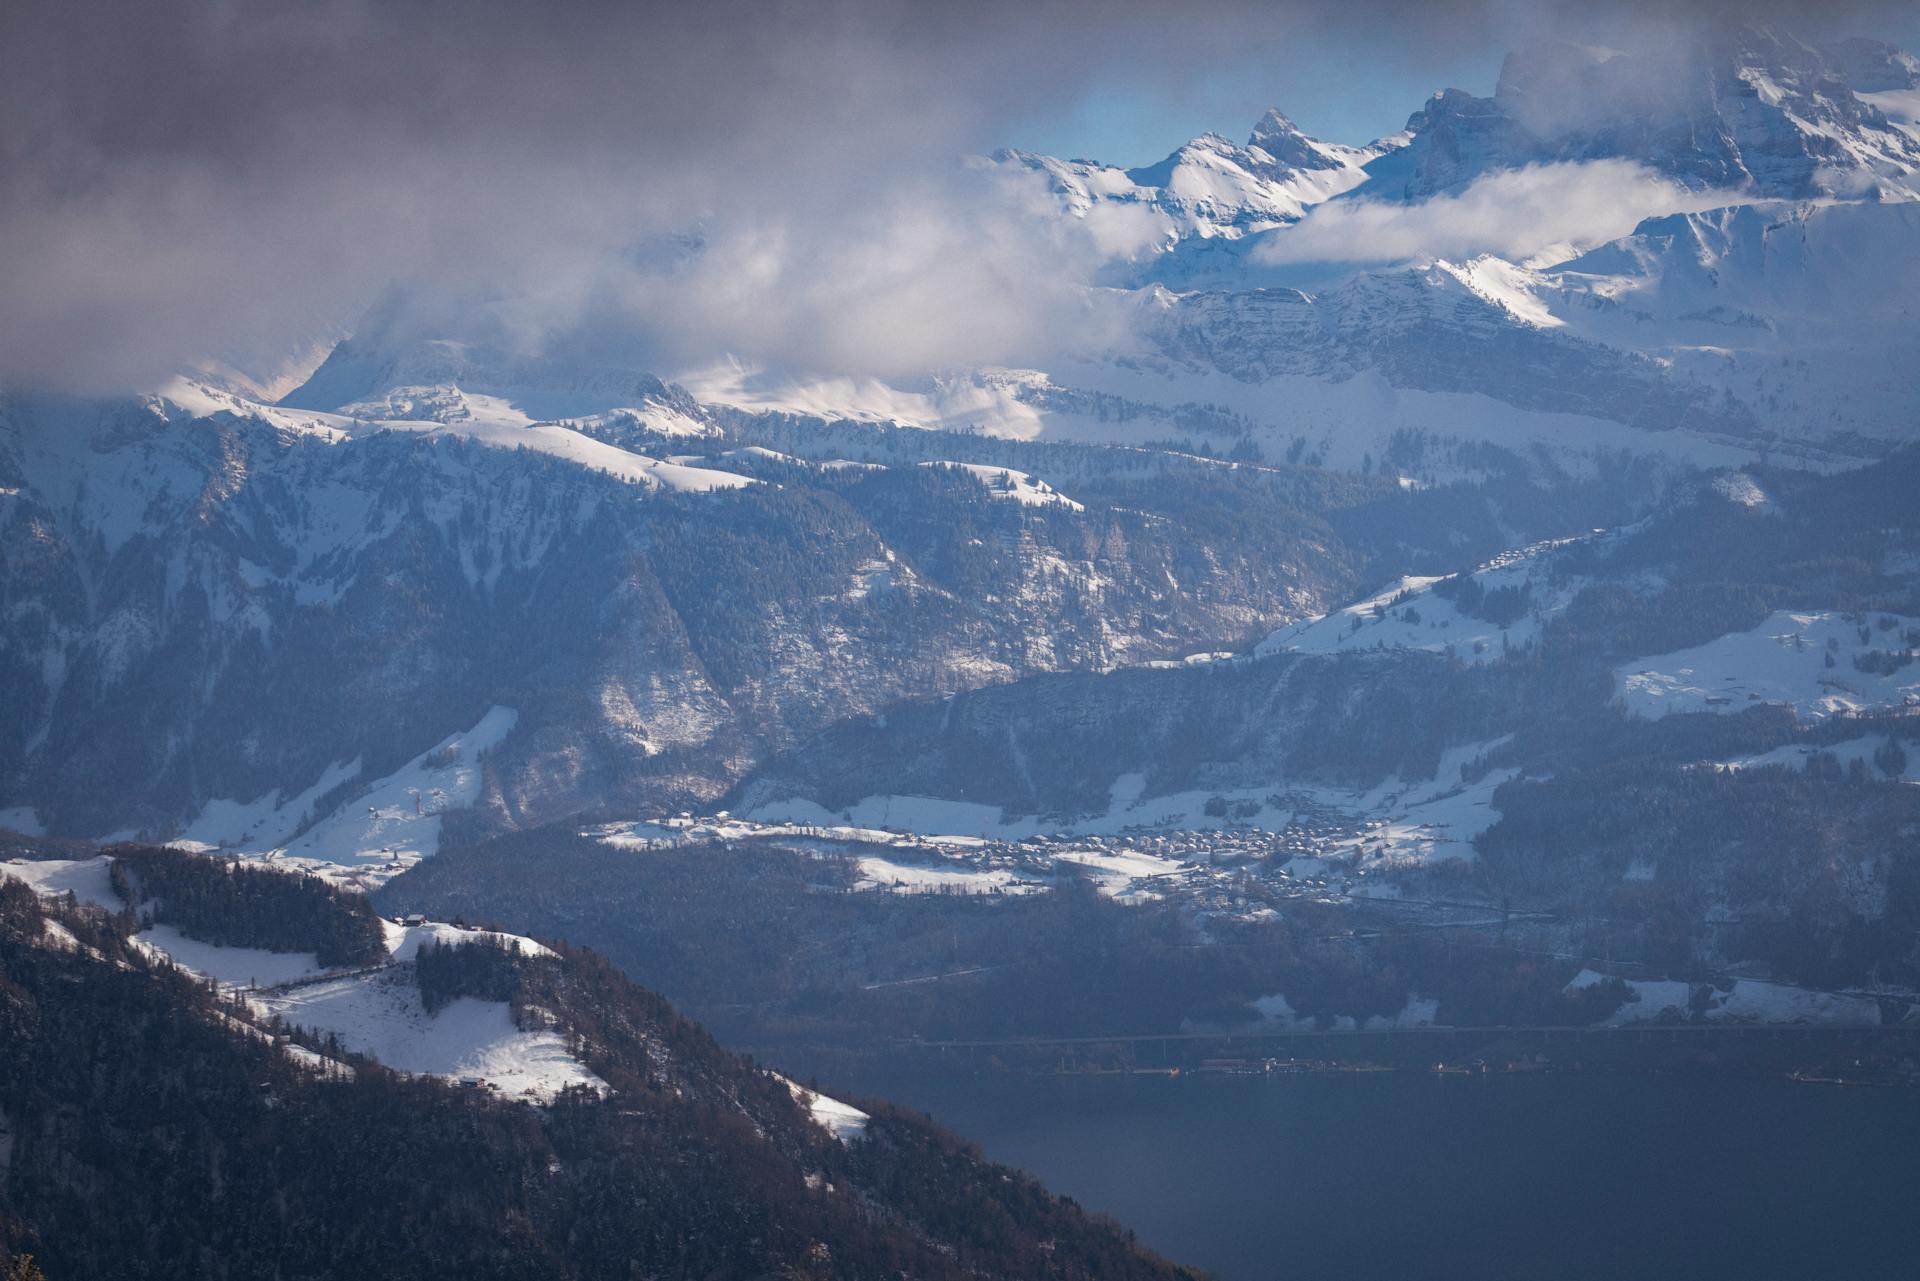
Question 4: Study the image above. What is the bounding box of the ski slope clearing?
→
[176,707,519,880]
[920,461,1083,511]
[131,924,326,989]
[84,872,576,1095]
[0,854,557,991]
[173,759,362,854]
[278,705,519,865]
[774,1074,869,1144]
[3,857,600,1096]
[1,856,338,987]
[0,857,120,910]
[250,968,603,1100]
[853,856,1046,896]
[218,851,412,896]
[1618,611,1920,720]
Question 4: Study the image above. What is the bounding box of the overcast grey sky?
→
[2,0,1914,393]
[1012,8,1920,163]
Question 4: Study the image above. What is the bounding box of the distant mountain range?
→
[10,19,1920,1281]
[989,29,1920,459]
[2,24,1917,854]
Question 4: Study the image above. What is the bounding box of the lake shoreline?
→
[755,1021,1920,1095]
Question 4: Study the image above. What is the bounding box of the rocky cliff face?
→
[7,24,1920,859]
[1393,30,1920,200]
[0,386,1369,839]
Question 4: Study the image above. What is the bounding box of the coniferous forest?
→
[0,873,1198,1281]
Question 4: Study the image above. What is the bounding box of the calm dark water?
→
[838,1067,1920,1280]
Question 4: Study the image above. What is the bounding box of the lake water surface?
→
[839,1067,1920,1280]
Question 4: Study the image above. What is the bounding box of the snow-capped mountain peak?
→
[1244,107,1355,172]
[1385,26,1920,201]
[999,108,1396,261]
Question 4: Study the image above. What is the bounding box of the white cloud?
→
[0,0,1294,393]
[454,163,1148,383]
[1252,159,1741,268]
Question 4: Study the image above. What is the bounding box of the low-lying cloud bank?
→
[1254,160,1743,268]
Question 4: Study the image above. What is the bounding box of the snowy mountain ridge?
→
[693,28,1920,468]
[5,22,1920,857]
[1006,28,1920,280]
[996,108,1400,254]
[1391,29,1920,202]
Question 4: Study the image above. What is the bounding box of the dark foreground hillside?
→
[0,869,1200,1281]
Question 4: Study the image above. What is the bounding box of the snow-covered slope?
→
[251,968,602,1100]
[295,709,508,863]
[160,344,754,496]
[0,851,602,1098]
[1256,530,1642,666]
[1565,969,1884,1027]
[0,856,120,910]
[382,917,558,961]
[7,24,1920,858]
[775,1074,870,1144]
[1375,30,1920,202]
[132,923,328,988]
[1619,609,1920,720]
[939,29,1920,463]
[168,707,519,885]
[7,347,1371,843]
[687,184,1920,469]
[920,461,1082,510]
